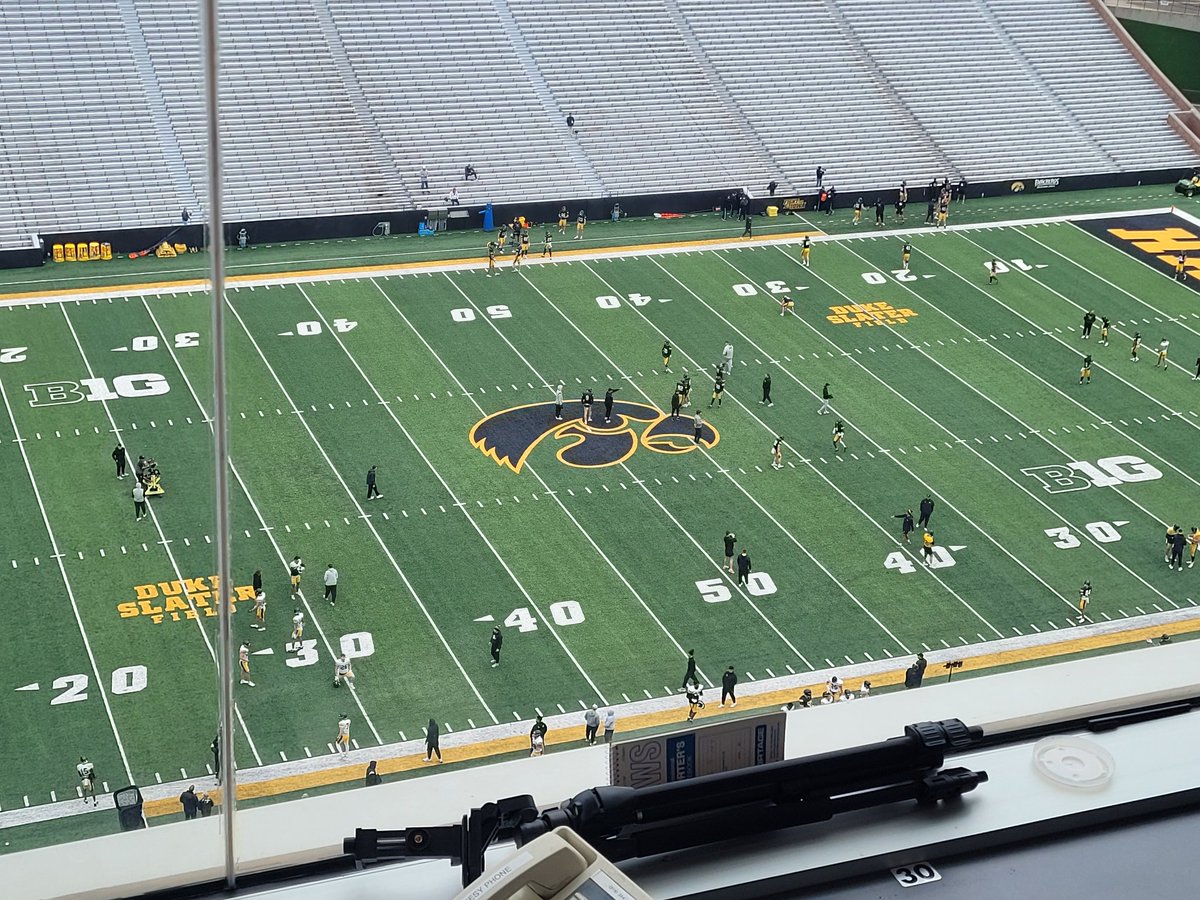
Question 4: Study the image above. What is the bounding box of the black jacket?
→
[490,630,503,651]
[737,553,752,575]
[179,789,199,815]
[426,719,440,743]
[722,669,737,691]
[920,498,934,518]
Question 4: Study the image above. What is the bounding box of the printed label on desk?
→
[891,861,942,887]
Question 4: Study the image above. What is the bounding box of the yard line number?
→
[1045,521,1126,548]
[696,573,778,602]
[452,305,511,322]
[286,631,377,668]
[595,293,671,308]
[503,601,586,633]
[46,666,150,706]
[885,548,956,572]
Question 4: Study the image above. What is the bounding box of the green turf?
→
[2,190,1199,850]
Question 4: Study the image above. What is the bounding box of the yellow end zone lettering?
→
[119,575,255,624]
[827,301,918,328]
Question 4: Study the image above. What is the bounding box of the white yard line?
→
[222,295,500,725]
[917,231,1200,493]
[140,298,384,745]
[785,243,1178,609]
[0,376,136,784]
[368,278,710,687]
[520,265,898,658]
[1,208,1178,308]
[5,601,1197,832]
[295,285,608,706]
[650,253,1013,634]
[58,304,264,766]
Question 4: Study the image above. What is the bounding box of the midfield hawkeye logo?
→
[471,400,719,474]
[118,576,258,625]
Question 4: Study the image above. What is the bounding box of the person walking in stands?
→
[816,165,825,189]
[720,666,738,707]
[918,495,935,529]
[324,563,339,606]
[489,625,503,667]
[112,443,127,479]
[736,548,752,586]
[584,704,600,744]
[419,166,429,192]
[425,718,442,762]
[366,465,381,500]
[768,180,778,197]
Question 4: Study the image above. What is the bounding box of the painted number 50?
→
[696,573,777,602]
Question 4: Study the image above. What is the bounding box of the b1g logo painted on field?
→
[25,373,169,408]
[471,400,719,474]
[1021,455,1162,494]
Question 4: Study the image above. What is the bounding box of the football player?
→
[251,590,266,631]
[575,209,586,240]
[239,642,255,687]
[335,715,351,754]
[291,608,305,641]
[77,757,97,806]
[1098,315,1110,346]
[1079,354,1092,385]
[772,436,783,470]
[1077,581,1091,623]
[832,420,846,453]
[334,653,355,688]
[486,240,497,277]
[1155,338,1169,370]
[1188,527,1198,569]
[800,236,811,267]
[922,530,935,567]
[557,205,569,235]
[901,242,911,271]
[289,556,305,595]
[1130,331,1142,362]
[661,341,673,374]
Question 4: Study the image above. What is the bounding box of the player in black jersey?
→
[486,241,498,277]
[709,375,725,408]
[1079,354,1092,385]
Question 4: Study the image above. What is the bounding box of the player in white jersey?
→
[77,757,97,806]
[335,715,351,754]
[251,590,266,631]
[239,642,255,686]
[291,608,305,641]
[333,654,354,688]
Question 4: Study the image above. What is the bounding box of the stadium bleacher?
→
[0,0,1195,252]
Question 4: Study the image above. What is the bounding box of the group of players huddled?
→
[486,207,589,276]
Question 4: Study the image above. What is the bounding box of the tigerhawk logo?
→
[470,400,719,473]
[1010,181,1026,193]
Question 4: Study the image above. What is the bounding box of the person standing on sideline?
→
[289,556,305,595]
[324,563,339,606]
[685,680,704,721]
[817,383,832,415]
[693,409,704,444]
[77,757,97,806]
[816,165,825,188]
[113,444,127,479]
[132,481,147,521]
[575,209,586,240]
[335,714,351,754]
[366,465,381,500]
[737,548,752,586]
[852,197,863,225]
[489,625,503,667]
[584,704,600,745]
[681,649,698,689]
[425,718,442,762]
[1077,580,1091,622]
[742,214,752,238]
[603,708,616,743]
[211,733,221,783]
[603,387,618,424]
[760,373,773,406]
[179,785,199,821]
[723,531,737,573]
[530,715,548,756]
[894,509,915,543]
[918,496,935,529]
[365,761,382,785]
[552,381,564,420]
[721,666,738,707]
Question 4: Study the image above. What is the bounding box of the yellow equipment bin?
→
[766,205,779,217]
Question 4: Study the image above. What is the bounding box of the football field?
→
[2,202,1200,841]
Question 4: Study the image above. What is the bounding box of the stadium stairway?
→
[117,0,202,218]
[491,0,609,197]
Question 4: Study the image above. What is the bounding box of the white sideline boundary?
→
[3,604,1197,832]
[0,206,1178,307]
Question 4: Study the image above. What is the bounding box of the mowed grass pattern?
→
[1,211,1199,822]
